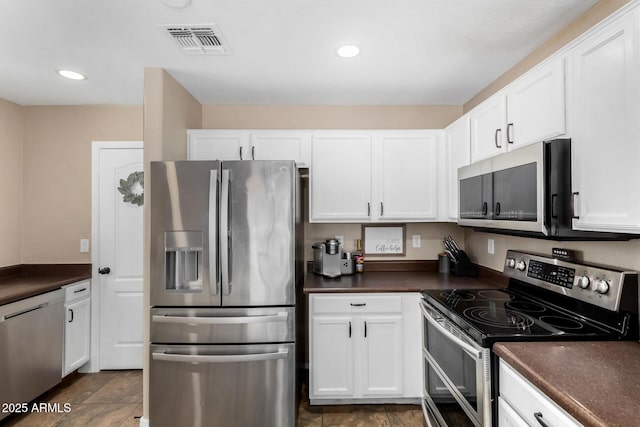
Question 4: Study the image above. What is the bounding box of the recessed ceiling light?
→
[336,45,361,59]
[56,69,87,81]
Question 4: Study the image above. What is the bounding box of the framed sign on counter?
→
[362,224,406,256]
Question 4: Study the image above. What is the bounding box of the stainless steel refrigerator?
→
[149,160,302,427]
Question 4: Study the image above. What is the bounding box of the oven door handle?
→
[421,304,483,360]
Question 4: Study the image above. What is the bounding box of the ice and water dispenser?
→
[164,231,203,292]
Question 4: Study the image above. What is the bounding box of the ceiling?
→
[0,0,599,106]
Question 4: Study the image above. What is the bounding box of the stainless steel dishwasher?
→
[0,289,64,422]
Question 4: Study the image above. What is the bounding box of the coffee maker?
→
[312,239,343,278]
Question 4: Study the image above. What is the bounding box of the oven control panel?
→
[503,250,635,312]
[526,260,575,288]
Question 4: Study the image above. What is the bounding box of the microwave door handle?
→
[209,169,219,295]
[421,304,482,360]
[152,348,289,364]
[220,169,231,295]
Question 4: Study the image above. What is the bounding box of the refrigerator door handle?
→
[209,169,220,295]
[152,348,289,364]
[220,169,232,296]
[152,312,289,325]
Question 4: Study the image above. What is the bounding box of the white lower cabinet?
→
[63,280,91,377]
[499,359,582,427]
[309,293,421,403]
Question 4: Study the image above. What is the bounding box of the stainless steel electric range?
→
[420,250,639,427]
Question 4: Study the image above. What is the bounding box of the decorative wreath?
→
[118,171,144,206]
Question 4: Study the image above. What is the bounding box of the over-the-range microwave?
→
[458,139,633,240]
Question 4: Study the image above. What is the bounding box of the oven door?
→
[421,301,492,427]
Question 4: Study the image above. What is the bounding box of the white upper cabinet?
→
[469,56,566,162]
[567,6,640,234]
[249,131,311,166]
[374,132,440,222]
[309,130,441,223]
[310,132,373,222]
[507,57,565,148]
[188,130,249,160]
[443,115,471,221]
[188,129,311,166]
[470,93,507,162]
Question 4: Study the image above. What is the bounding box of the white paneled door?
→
[94,142,144,369]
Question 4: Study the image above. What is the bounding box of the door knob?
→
[98,267,111,275]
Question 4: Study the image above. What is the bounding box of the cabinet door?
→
[310,315,355,398]
[444,116,471,221]
[187,130,249,160]
[249,132,311,166]
[470,94,507,162]
[506,57,565,149]
[568,8,640,233]
[498,397,529,427]
[310,133,373,222]
[64,298,91,376]
[375,132,439,221]
[360,315,403,396]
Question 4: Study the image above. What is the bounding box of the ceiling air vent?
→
[161,24,230,54]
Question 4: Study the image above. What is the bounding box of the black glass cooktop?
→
[421,288,619,346]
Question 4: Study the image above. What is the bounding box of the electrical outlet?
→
[80,239,90,253]
[335,235,344,246]
[488,238,495,255]
[412,235,421,248]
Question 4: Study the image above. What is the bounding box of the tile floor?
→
[1,370,426,426]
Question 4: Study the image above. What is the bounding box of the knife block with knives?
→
[443,236,478,277]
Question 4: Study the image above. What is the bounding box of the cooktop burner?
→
[462,306,535,330]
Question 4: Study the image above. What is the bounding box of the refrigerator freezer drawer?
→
[150,343,295,427]
[151,306,295,344]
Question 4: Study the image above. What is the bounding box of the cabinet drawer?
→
[311,294,402,314]
[499,360,582,427]
[64,280,91,302]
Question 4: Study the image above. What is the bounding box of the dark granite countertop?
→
[0,264,92,305]
[494,341,640,427]
[304,263,506,293]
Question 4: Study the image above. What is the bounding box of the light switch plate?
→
[80,239,90,253]
[488,238,495,255]
[335,235,344,246]
[412,235,421,248]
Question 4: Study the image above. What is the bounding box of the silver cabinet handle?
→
[68,308,74,323]
[533,412,549,427]
[350,303,366,307]
[364,321,367,338]
[506,123,514,144]
[494,128,502,148]
[251,146,255,160]
[152,348,289,364]
[348,321,352,338]
[239,146,243,160]
[152,312,289,325]
[380,202,384,216]
[209,169,219,296]
[367,202,371,217]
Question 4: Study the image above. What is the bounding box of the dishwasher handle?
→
[152,348,289,364]
[152,312,289,325]
[1,302,49,322]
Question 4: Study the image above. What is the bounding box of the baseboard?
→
[139,416,149,427]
